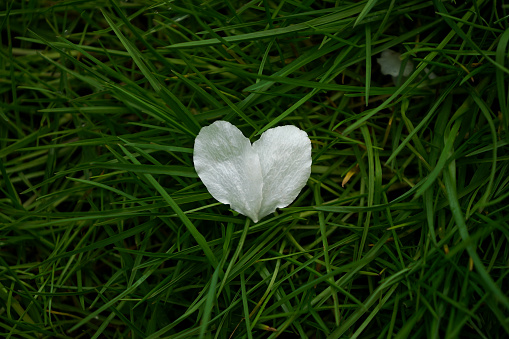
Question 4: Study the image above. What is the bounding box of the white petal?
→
[252,125,312,220]
[377,49,413,77]
[193,121,263,222]
[424,67,437,79]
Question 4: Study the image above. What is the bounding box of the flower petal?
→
[193,121,263,222]
[377,49,413,78]
[252,125,312,220]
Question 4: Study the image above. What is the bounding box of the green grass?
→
[1,0,508,338]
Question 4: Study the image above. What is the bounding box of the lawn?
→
[1,0,508,338]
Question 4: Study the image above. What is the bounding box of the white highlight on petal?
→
[193,121,312,223]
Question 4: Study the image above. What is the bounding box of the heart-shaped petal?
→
[193,121,311,223]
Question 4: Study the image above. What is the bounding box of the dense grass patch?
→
[1,0,508,338]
